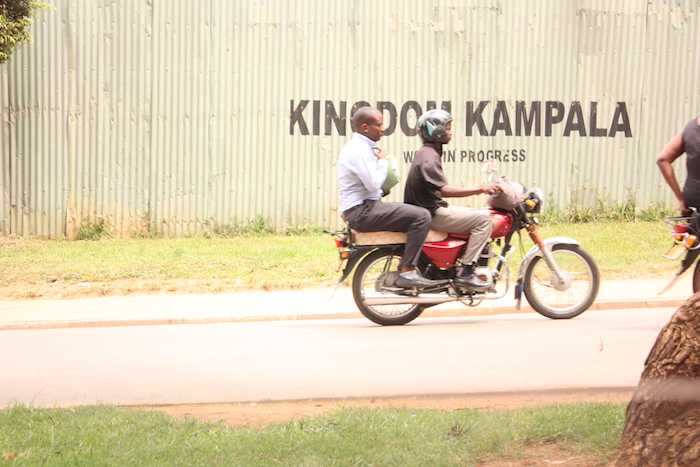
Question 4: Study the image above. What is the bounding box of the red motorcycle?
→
[332,186,600,325]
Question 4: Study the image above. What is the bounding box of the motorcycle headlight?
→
[524,188,544,213]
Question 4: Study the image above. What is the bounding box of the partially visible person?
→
[404,109,500,290]
[657,115,700,213]
[337,106,440,288]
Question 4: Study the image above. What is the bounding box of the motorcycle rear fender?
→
[337,246,402,283]
[516,236,581,282]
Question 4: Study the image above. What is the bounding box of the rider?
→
[404,109,499,290]
[337,106,441,288]
[657,115,700,213]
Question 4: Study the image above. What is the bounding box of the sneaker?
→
[395,270,445,288]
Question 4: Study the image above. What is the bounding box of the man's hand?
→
[373,147,385,160]
[480,184,502,195]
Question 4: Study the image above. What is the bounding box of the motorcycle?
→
[331,182,601,325]
[661,208,700,294]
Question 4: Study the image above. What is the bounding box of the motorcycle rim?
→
[523,244,599,319]
[352,249,425,326]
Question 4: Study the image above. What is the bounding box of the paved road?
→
[0,308,676,408]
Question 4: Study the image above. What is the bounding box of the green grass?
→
[0,235,336,291]
[0,404,625,466]
[529,221,675,278]
[0,220,678,295]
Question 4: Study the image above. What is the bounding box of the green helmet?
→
[417,109,452,143]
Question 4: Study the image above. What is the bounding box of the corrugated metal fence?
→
[1,0,699,237]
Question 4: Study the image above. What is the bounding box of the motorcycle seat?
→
[351,229,447,246]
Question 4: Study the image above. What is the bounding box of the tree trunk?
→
[614,293,700,466]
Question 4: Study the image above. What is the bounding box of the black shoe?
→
[395,270,445,289]
[454,271,490,290]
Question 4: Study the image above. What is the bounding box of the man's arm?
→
[419,157,499,198]
[440,184,500,198]
[353,148,388,193]
[656,133,685,212]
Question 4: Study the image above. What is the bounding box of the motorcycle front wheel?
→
[352,249,425,326]
[523,244,600,319]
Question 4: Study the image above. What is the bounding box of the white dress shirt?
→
[337,133,388,213]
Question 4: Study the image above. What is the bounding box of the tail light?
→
[334,235,350,260]
[664,216,700,258]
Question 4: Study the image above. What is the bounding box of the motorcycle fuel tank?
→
[490,210,513,238]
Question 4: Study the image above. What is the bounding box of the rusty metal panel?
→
[2,0,700,237]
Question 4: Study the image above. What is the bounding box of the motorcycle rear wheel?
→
[352,249,425,326]
[523,244,599,319]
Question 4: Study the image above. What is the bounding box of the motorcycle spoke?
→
[528,249,594,313]
[360,254,416,317]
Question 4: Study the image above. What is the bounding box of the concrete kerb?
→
[0,275,691,331]
[0,296,686,332]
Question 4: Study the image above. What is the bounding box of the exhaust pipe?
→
[364,296,461,306]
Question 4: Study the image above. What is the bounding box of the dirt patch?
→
[134,388,632,428]
[476,443,607,466]
[133,389,626,466]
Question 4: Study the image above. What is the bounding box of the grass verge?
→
[0,403,624,466]
[0,220,677,299]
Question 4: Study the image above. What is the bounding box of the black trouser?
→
[684,178,700,212]
[343,200,431,269]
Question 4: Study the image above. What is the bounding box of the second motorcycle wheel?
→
[352,249,425,326]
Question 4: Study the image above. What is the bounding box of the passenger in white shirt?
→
[337,106,442,288]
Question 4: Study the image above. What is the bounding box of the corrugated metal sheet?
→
[1,0,699,237]
[637,0,700,207]
[66,0,154,237]
[3,1,68,237]
[0,62,8,235]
